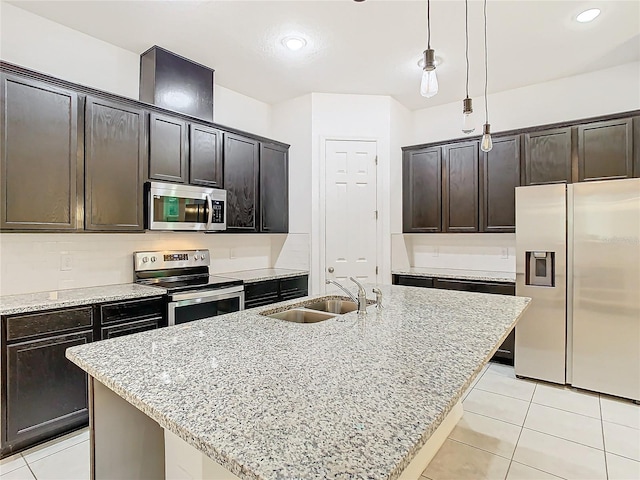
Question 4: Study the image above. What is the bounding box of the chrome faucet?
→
[325,278,369,314]
[349,277,368,314]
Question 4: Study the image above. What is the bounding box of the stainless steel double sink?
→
[260,297,360,323]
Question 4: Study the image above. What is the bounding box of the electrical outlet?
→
[501,248,509,259]
[60,253,72,271]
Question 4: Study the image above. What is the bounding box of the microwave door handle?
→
[206,194,213,230]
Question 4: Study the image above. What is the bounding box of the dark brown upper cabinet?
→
[149,112,188,183]
[402,146,442,233]
[189,123,223,188]
[1,74,81,231]
[224,133,259,232]
[443,141,479,232]
[523,127,572,185]
[259,142,289,233]
[578,118,633,181]
[481,135,520,233]
[84,97,145,231]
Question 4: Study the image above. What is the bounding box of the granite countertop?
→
[221,268,309,283]
[67,284,529,480]
[0,284,167,316]
[392,267,516,283]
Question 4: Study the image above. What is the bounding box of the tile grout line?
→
[20,453,37,480]
[473,385,535,403]
[506,381,535,478]
[599,394,610,480]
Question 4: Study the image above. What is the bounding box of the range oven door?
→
[167,286,244,326]
[147,181,226,231]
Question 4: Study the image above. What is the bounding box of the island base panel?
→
[91,378,165,480]
[398,401,463,480]
[165,429,242,480]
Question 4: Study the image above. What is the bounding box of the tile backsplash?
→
[0,232,310,296]
[392,233,516,273]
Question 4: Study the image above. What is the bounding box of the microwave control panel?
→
[211,200,225,223]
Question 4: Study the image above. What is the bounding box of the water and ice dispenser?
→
[525,251,555,287]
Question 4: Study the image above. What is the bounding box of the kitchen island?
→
[66,284,530,480]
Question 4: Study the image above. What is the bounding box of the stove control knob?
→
[200,255,205,260]
[151,256,156,262]
[142,256,148,263]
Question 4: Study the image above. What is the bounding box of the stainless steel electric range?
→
[134,249,244,326]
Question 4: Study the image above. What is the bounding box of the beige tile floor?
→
[0,362,638,480]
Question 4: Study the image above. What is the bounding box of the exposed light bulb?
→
[462,97,475,134]
[481,123,493,152]
[420,69,438,98]
[420,49,438,98]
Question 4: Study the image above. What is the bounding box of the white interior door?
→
[324,140,377,285]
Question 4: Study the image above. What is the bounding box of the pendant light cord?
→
[464,0,470,98]
[484,0,488,123]
[427,0,431,49]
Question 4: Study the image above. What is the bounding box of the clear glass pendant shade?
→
[420,69,439,98]
[461,98,475,134]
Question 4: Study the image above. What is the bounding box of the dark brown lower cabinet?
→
[245,275,309,309]
[392,274,516,364]
[1,307,93,457]
[96,296,164,340]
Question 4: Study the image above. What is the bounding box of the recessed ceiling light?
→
[576,8,601,23]
[282,36,307,51]
[417,56,443,69]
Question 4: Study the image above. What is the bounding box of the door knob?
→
[328,267,334,273]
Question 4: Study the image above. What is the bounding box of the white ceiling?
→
[7,0,640,110]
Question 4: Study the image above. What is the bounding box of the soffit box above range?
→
[139,45,215,122]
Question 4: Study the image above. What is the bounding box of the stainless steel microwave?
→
[146,181,226,231]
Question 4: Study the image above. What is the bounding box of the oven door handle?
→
[169,285,244,302]
[206,194,213,230]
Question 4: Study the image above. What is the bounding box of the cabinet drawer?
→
[280,276,308,295]
[4,307,93,342]
[101,317,160,340]
[433,279,515,295]
[98,297,164,326]
[245,297,280,309]
[244,280,279,302]
[392,275,434,288]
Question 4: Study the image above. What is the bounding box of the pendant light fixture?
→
[420,0,438,98]
[480,0,493,152]
[461,0,475,134]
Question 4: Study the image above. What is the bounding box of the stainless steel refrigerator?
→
[515,178,640,401]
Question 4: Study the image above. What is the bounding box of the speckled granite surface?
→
[221,268,309,284]
[0,284,166,316]
[67,285,529,480]
[393,267,515,283]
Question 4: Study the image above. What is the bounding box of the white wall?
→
[0,3,306,296]
[411,62,640,145]
[0,2,273,136]
[393,62,640,274]
[0,233,281,296]
[309,93,393,293]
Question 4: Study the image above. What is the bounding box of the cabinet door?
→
[223,133,259,232]
[85,97,145,231]
[481,135,520,233]
[280,275,308,301]
[260,142,289,233]
[101,317,159,340]
[634,117,640,178]
[149,112,188,183]
[1,74,80,230]
[4,331,91,453]
[443,141,479,232]
[189,123,223,188]
[392,275,434,288]
[578,118,633,181]
[402,147,442,232]
[523,127,572,185]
